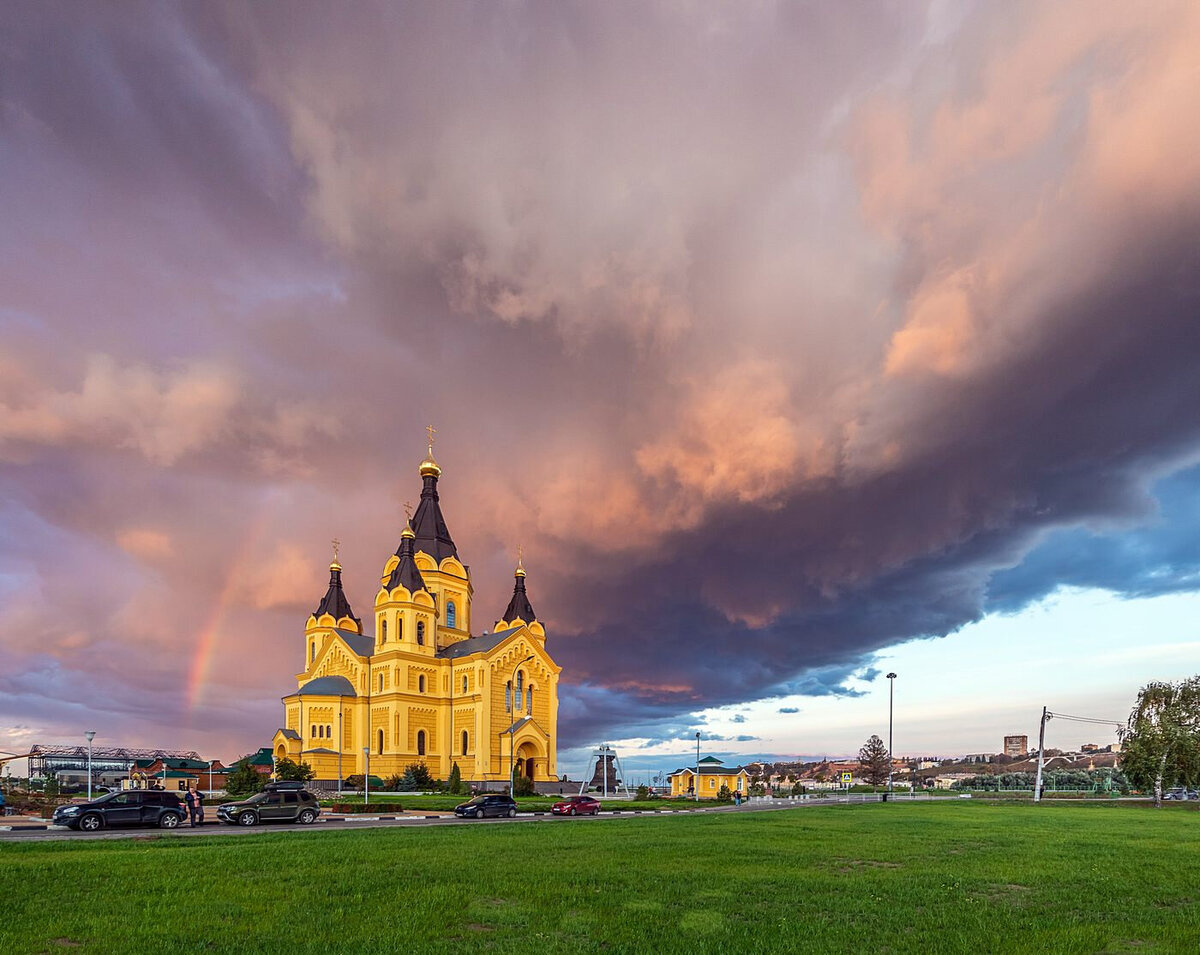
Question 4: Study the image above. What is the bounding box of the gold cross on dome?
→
[426,424,437,451]
[403,501,413,521]
[331,538,341,562]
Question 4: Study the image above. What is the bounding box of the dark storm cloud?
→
[3,1,1200,760]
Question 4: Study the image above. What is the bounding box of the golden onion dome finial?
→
[515,543,526,577]
[419,424,441,478]
[330,537,342,572]
[401,520,415,540]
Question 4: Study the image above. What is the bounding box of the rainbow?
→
[185,502,275,713]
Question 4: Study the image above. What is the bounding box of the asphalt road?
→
[0,799,816,842]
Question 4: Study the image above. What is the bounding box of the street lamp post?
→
[695,732,701,801]
[509,654,534,796]
[337,700,343,796]
[85,731,96,800]
[363,746,370,807]
[886,672,897,795]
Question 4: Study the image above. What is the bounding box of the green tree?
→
[398,763,437,791]
[273,757,315,782]
[225,758,266,796]
[716,784,733,802]
[635,784,650,800]
[448,762,464,795]
[1120,677,1200,806]
[858,734,891,787]
[43,772,59,798]
[513,774,536,797]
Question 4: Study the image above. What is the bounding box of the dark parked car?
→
[217,783,320,826]
[551,795,601,816]
[454,794,518,819]
[52,790,186,831]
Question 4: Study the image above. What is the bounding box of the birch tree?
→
[1120,678,1200,807]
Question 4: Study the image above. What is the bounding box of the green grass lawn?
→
[3,801,1198,953]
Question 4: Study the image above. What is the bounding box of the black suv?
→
[52,790,186,831]
[218,782,321,826]
[454,794,519,819]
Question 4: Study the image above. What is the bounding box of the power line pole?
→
[1033,706,1049,803]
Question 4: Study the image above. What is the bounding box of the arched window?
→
[311,642,316,662]
[447,601,457,628]
[506,681,512,712]
[379,672,384,692]
[326,724,332,740]
[378,728,384,755]
[397,618,403,641]
[381,619,387,643]
[311,724,316,739]
[516,671,524,709]
[527,686,533,712]
[417,730,426,756]
[416,621,425,645]
[418,674,426,693]
[462,729,469,756]
[462,675,468,693]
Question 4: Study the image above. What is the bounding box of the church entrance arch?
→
[515,740,541,781]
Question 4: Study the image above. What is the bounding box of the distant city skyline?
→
[3,3,1200,770]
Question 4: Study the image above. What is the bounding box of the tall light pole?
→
[509,654,534,796]
[695,732,701,801]
[886,673,897,795]
[363,746,370,807]
[85,731,96,800]
[337,699,343,796]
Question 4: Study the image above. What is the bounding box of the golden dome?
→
[401,521,415,539]
[330,559,342,572]
[419,452,441,478]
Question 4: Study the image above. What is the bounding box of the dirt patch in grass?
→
[830,858,903,874]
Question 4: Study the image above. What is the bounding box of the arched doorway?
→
[515,741,540,781]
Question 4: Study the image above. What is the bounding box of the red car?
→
[551,795,602,816]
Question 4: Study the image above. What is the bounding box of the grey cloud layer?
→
[2,2,1199,756]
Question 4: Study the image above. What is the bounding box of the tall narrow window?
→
[326,724,332,740]
[527,687,533,713]
[417,730,426,756]
[506,681,512,712]
[516,671,524,710]
[397,618,403,641]
[378,728,384,755]
[311,724,316,739]
[462,675,468,693]
[381,619,387,643]
[379,672,384,692]
[418,674,426,693]
[311,642,316,662]
[462,729,469,756]
[416,621,425,645]
[447,601,457,629]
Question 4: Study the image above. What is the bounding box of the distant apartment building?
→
[1004,735,1028,757]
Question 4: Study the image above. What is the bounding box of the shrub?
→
[716,785,733,803]
[636,785,650,800]
[448,763,464,795]
[513,774,537,797]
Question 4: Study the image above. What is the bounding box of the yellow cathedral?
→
[272,436,560,789]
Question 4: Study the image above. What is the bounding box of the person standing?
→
[184,786,200,826]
